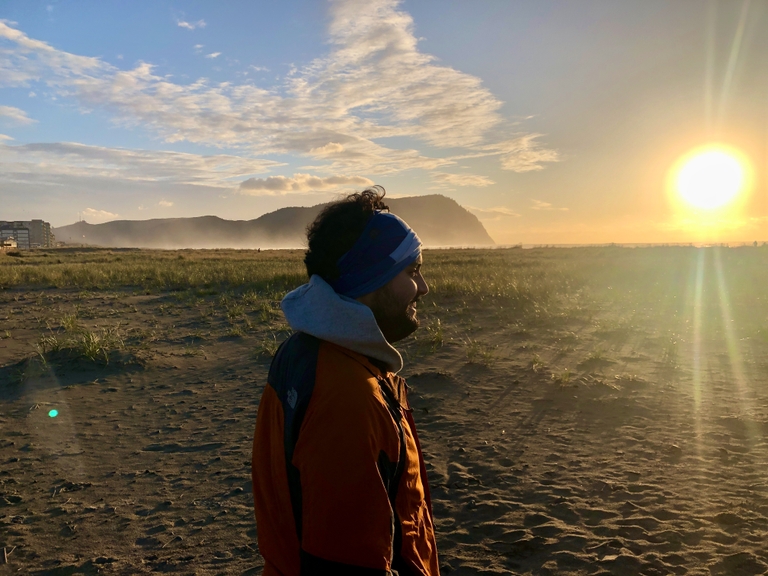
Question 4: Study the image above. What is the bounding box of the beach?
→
[2,246,768,575]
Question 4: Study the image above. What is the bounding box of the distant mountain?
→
[53,195,495,249]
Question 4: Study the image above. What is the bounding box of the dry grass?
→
[0,248,306,293]
[3,245,768,345]
[29,324,127,375]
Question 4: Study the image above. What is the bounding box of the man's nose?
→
[416,272,429,297]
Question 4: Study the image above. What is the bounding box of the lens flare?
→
[48,409,58,418]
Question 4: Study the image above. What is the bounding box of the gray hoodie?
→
[280,274,403,373]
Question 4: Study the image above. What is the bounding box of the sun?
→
[674,147,747,210]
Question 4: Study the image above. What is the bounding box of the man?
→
[252,186,439,576]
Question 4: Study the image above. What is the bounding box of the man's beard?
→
[368,285,420,344]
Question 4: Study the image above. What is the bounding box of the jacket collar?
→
[281,275,404,373]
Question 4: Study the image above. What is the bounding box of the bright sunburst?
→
[674,147,746,210]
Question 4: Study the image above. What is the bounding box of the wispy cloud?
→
[531,199,568,211]
[239,173,373,195]
[430,172,494,187]
[82,207,118,222]
[177,19,206,31]
[497,135,560,172]
[445,135,560,173]
[205,52,221,59]
[466,205,522,221]
[0,21,106,85]
[0,3,558,180]
[0,105,36,125]
[301,0,502,149]
[0,141,282,188]
[158,200,174,207]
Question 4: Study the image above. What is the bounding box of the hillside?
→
[53,195,495,249]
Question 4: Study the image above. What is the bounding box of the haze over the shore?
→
[53,194,494,249]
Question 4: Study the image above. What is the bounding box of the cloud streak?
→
[82,207,118,222]
[497,135,560,172]
[239,173,373,195]
[466,205,522,221]
[0,141,282,188]
[177,19,206,30]
[430,172,495,187]
[531,199,569,211]
[0,4,558,179]
[0,105,36,124]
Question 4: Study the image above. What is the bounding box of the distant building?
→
[0,237,18,252]
[0,220,55,249]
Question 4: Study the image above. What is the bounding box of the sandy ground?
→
[2,264,768,575]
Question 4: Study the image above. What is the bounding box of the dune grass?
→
[2,245,768,329]
[0,248,307,293]
[32,323,127,370]
[3,245,768,382]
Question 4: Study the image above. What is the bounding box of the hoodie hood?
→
[281,275,403,373]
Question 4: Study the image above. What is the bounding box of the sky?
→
[0,0,766,245]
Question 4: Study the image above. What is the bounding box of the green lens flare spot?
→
[48,409,58,418]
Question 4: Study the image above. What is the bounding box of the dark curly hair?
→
[304,185,389,281]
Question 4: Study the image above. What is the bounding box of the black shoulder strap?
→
[268,332,321,542]
[375,377,407,570]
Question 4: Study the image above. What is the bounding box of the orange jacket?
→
[252,332,439,576]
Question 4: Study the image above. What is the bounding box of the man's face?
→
[359,254,429,343]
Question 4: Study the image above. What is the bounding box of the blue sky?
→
[1,0,766,244]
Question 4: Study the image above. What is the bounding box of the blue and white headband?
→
[329,211,422,299]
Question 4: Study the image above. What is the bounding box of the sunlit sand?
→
[2,246,768,574]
